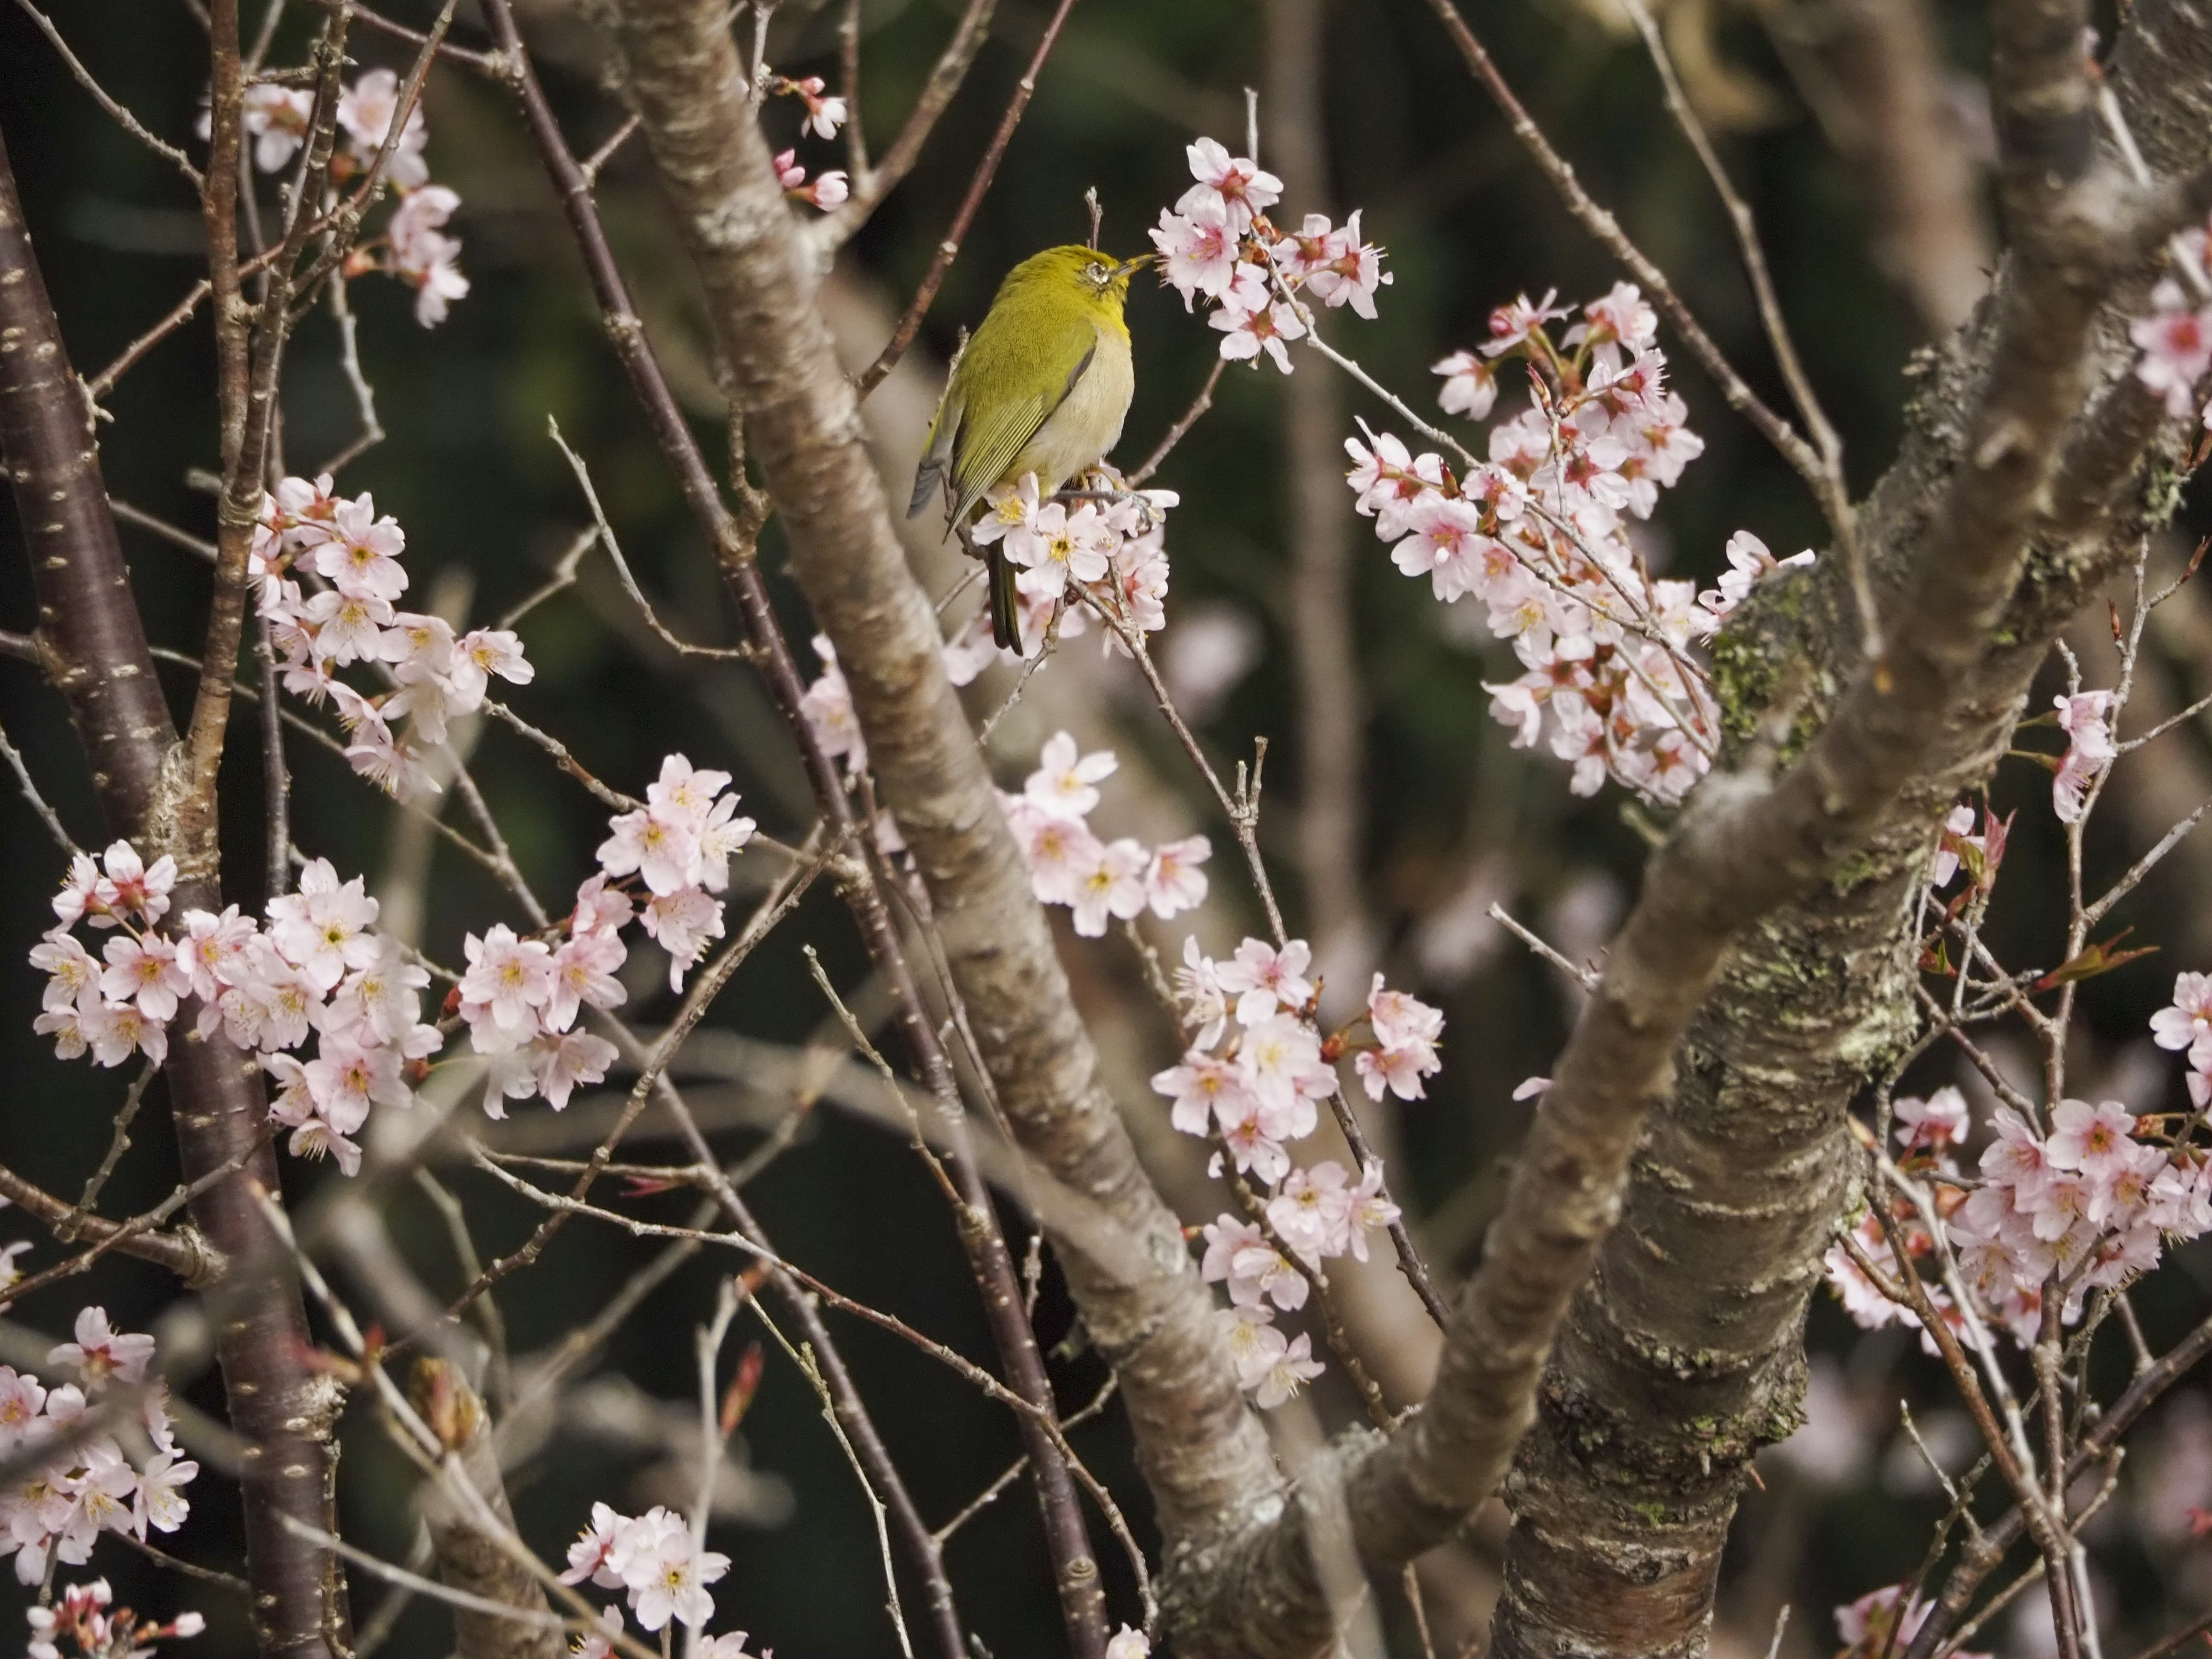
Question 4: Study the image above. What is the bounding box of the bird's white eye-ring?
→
[1086,263,1110,287]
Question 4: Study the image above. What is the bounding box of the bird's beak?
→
[1109,253,1157,281]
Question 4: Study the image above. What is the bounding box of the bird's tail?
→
[988,546,1021,652]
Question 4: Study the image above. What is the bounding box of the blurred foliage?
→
[3,1,2211,1654]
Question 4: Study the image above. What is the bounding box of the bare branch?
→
[11,0,204,186]
[599,0,1283,1587]
[854,0,1083,396]
[0,117,350,1653]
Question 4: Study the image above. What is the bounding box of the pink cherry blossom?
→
[1152,1049,1252,1136]
[1892,1086,1969,1153]
[96,935,189,1024]
[460,925,556,1037]
[2045,1098,2138,1183]
[1217,937,1315,1025]
[1267,1161,1354,1266]
[1150,200,1241,308]
[1211,263,1305,373]
[640,887,725,990]
[1433,349,1498,419]
[1143,835,1211,919]
[47,1309,155,1387]
[2052,690,2116,823]
[1177,136,1281,232]
[1070,838,1150,937]
[1025,732,1118,821]
[537,1029,619,1111]
[2132,280,2212,416]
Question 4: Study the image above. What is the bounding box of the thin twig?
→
[1414,0,1828,501]
[276,1519,578,1638]
[579,114,643,187]
[547,416,753,661]
[12,0,204,185]
[498,527,598,631]
[60,1063,160,1236]
[855,0,1082,396]
[1129,356,1228,486]
[0,715,78,853]
[1616,0,1872,651]
[1488,902,1599,991]
[812,0,999,250]
[752,1305,915,1659]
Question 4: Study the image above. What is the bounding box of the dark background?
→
[3,1,2209,1653]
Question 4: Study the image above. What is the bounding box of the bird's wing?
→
[938,324,1100,527]
[907,386,960,520]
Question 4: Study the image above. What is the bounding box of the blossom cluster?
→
[999,733,1211,937]
[221,66,468,325]
[28,1578,203,1659]
[457,752,756,1118]
[0,1309,200,1594]
[1150,135,1389,372]
[768,73,851,209]
[253,473,534,800]
[560,1502,749,1649]
[1153,936,1441,1404]
[1824,975,2212,1350]
[1354,287,1758,805]
[33,843,441,1176]
[964,479,1182,664]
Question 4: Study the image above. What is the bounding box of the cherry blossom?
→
[1026,732,1119,820]
[2132,278,2212,417]
[238,84,313,172]
[798,634,868,775]
[387,184,467,326]
[563,1504,730,1633]
[2051,690,2116,823]
[1177,136,1282,231]
[1211,262,1305,373]
[336,67,430,187]
[1150,197,1241,308]
[1154,933,1446,1401]
[1433,349,1498,420]
[47,1309,156,1387]
[774,74,849,140]
[1267,1161,1354,1266]
[1698,530,1816,621]
[1274,211,1391,317]
[27,1577,205,1659]
[1245,1324,1324,1408]
[1070,838,1150,937]
[1143,835,1211,919]
[2153,971,2212,1060]
[1001,734,1211,936]
[1892,1086,1969,1153]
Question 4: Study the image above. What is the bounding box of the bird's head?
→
[1011,245,1156,315]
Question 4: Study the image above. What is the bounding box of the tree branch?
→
[1157,0,2205,1649]
[596,0,1284,1572]
[0,120,349,1658]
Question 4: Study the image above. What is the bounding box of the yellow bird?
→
[908,245,1150,650]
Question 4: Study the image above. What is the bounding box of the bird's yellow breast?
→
[1004,319,1135,494]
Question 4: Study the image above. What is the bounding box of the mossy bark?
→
[1490,5,2212,1648]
